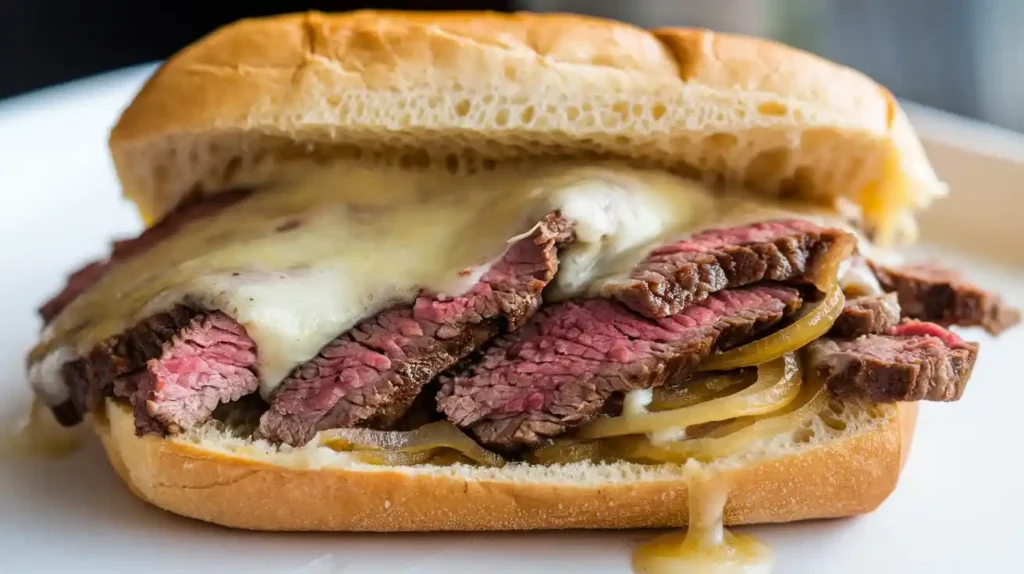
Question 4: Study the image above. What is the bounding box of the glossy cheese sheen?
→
[29,162,721,401]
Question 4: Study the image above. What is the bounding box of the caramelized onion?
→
[810,239,853,293]
[319,421,505,467]
[698,285,845,372]
[622,367,830,463]
[649,370,755,411]
[528,439,605,465]
[349,450,437,466]
[578,354,802,439]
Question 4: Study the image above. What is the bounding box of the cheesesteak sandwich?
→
[24,10,1020,571]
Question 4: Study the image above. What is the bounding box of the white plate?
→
[1,67,1022,573]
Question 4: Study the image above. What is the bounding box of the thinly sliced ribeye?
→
[257,213,574,447]
[810,320,979,402]
[439,284,803,450]
[829,292,901,338]
[112,312,258,435]
[41,194,255,428]
[871,261,1021,335]
[608,220,855,318]
[57,306,258,434]
[56,306,197,425]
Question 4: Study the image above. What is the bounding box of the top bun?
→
[109,11,944,242]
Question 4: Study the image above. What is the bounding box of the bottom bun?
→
[95,398,917,531]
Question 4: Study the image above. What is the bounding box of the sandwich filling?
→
[27,160,1020,464]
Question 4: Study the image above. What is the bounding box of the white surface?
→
[1,67,1023,573]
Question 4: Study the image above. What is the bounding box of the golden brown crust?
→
[109,11,943,239]
[96,400,917,531]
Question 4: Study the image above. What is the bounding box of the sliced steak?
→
[810,320,979,403]
[54,306,258,435]
[257,213,574,447]
[871,261,1021,335]
[38,191,249,324]
[56,306,198,425]
[829,292,901,338]
[439,284,803,449]
[112,313,258,435]
[607,220,855,318]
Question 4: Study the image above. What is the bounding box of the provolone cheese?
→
[30,161,727,402]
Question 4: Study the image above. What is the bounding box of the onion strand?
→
[320,421,505,467]
[698,284,845,372]
[650,371,755,411]
[618,360,829,463]
[528,440,605,465]
[578,354,802,439]
[626,376,827,460]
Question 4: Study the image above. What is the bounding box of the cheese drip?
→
[633,464,772,573]
[29,161,724,402]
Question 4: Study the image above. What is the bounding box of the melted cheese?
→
[840,258,885,296]
[632,464,773,573]
[29,161,724,401]
[622,388,654,417]
[0,399,82,458]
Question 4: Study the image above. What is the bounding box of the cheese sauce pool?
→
[0,399,82,458]
[632,465,773,574]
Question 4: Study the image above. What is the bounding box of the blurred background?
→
[2,0,1022,131]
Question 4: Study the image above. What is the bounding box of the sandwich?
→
[25,10,1020,568]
